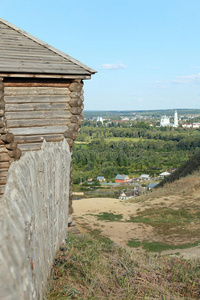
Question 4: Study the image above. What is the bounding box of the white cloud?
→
[101,61,126,70]
[154,80,169,89]
[173,73,200,85]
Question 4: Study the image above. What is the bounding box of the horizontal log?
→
[0,147,8,153]
[63,129,74,139]
[70,92,81,98]
[4,95,70,103]
[0,152,10,161]
[79,115,84,125]
[73,132,78,139]
[0,161,10,169]
[6,141,18,150]
[18,143,42,152]
[7,118,70,128]
[0,100,5,109]
[69,82,83,92]
[0,121,6,128]
[70,115,79,123]
[0,170,9,177]
[0,185,5,195]
[0,179,6,185]
[69,99,82,107]
[0,139,5,145]
[4,82,71,88]
[1,133,14,143]
[0,92,3,101]
[70,107,82,115]
[10,126,68,136]
[14,134,64,144]
[6,110,72,120]
[66,138,74,147]
[7,150,14,157]
[64,129,78,140]
[0,128,8,135]
[0,116,6,128]
[4,87,70,96]
[13,148,21,159]
[5,102,70,111]
[68,123,79,132]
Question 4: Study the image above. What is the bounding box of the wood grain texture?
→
[18,143,42,151]
[5,102,70,111]
[6,110,72,119]
[10,126,68,135]
[4,87,70,95]
[0,152,10,162]
[7,118,70,128]
[14,134,64,144]
[0,20,93,75]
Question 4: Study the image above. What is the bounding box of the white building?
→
[160,111,179,127]
[160,115,170,127]
[97,116,103,124]
[159,171,170,179]
[174,110,178,127]
[193,123,200,128]
[182,124,192,128]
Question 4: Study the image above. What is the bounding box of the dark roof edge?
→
[0,18,97,75]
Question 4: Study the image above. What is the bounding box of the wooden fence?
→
[0,140,71,299]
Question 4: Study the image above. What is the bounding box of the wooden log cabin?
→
[0,18,96,217]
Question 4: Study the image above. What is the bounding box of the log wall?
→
[1,78,85,216]
[0,78,22,196]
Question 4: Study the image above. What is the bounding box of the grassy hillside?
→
[46,234,200,299]
[157,151,200,188]
[46,172,200,299]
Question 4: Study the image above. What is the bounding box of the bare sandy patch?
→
[73,197,154,247]
[73,195,200,258]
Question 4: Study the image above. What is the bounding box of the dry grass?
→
[46,233,200,300]
[46,172,200,299]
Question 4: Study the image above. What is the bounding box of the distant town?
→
[84,109,200,129]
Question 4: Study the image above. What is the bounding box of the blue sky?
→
[1,0,200,110]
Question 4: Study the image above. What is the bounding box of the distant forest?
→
[84,109,200,118]
[72,118,200,184]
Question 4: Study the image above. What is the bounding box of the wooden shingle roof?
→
[0,18,96,77]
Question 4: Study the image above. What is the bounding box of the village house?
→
[182,124,192,128]
[97,176,106,182]
[0,18,96,217]
[119,188,140,200]
[139,174,150,181]
[159,171,170,179]
[192,123,200,128]
[115,174,131,183]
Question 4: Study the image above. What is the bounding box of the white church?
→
[160,111,179,127]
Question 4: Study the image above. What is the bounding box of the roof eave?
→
[0,72,92,80]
